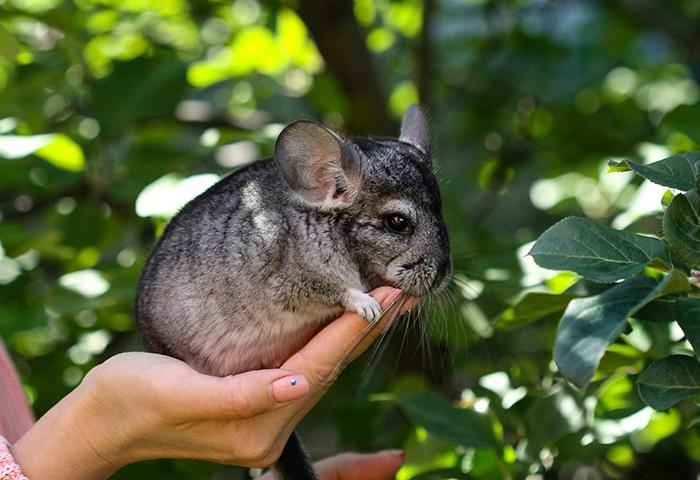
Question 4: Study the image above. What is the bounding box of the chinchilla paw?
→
[344,289,383,322]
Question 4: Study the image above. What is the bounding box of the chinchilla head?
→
[274,105,451,297]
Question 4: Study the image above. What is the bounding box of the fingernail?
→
[272,375,309,402]
[381,449,405,462]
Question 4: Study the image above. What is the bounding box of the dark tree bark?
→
[417,0,434,109]
[295,0,395,135]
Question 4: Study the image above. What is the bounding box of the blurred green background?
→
[2,0,700,478]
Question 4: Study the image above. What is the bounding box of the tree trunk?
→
[296,0,395,135]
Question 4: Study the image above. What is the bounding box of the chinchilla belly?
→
[187,308,341,376]
[139,282,343,377]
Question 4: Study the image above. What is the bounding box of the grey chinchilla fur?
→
[136,105,451,480]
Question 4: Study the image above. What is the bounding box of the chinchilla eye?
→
[384,213,409,233]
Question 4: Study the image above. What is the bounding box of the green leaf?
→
[555,277,656,388]
[663,194,700,268]
[530,217,666,283]
[596,343,644,379]
[634,298,678,323]
[608,152,700,191]
[526,387,584,452]
[676,297,700,353]
[34,134,85,172]
[89,56,187,136]
[638,355,700,410]
[498,292,575,330]
[0,133,85,172]
[648,269,690,298]
[0,25,20,61]
[0,134,54,158]
[554,271,686,388]
[595,374,646,419]
[395,392,498,449]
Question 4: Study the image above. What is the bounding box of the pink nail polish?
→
[272,375,309,402]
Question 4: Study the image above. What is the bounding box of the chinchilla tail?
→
[272,431,319,480]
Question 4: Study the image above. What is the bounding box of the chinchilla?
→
[136,105,452,480]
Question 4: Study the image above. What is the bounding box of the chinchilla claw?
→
[344,290,383,322]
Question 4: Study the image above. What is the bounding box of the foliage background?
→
[2,0,700,478]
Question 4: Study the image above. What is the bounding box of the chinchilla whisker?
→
[358,294,412,392]
[397,305,414,359]
[442,285,464,343]
[447,288,473,346]
[362,291,411,361]
[409,301,431,368]
[386,306,420,382]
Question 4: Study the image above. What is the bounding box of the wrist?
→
[12,370,135,480]
[1,438,28,480]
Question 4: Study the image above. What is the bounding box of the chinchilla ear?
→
[274,120,361,209]
[399,105,430,156]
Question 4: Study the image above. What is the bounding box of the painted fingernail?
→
[272,375,309,402]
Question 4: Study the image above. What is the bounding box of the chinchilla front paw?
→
[342,289,382,322]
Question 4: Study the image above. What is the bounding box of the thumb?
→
[184,369,310,419]
[315,450,405,480]
[285,287,403,389]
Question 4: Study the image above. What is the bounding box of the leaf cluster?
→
[528,152,700,409]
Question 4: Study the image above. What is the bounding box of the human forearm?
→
[11,376,132,480]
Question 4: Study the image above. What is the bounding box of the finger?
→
[315,450,405,480]
[282,287,402,388]
[179,369,310,419]
[346,292,419,363]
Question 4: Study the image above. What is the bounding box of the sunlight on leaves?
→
[389,80,419,117]
[367,27,396,52]
[0,133,85,171]
[187,9,321,88]
[8,0,62,13]
[58,269,110,298]
[393,391,498,449]
[632,409,682,452]
[135,173,220,219]
[0,134,54,158]
[609,152,700,191]
[594,408,653,444]
[35,134,85,172]
[354,0,376,26]
[385,0,422,37]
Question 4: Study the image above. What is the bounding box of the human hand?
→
[259,450,405,480]
[12,287,411,480]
